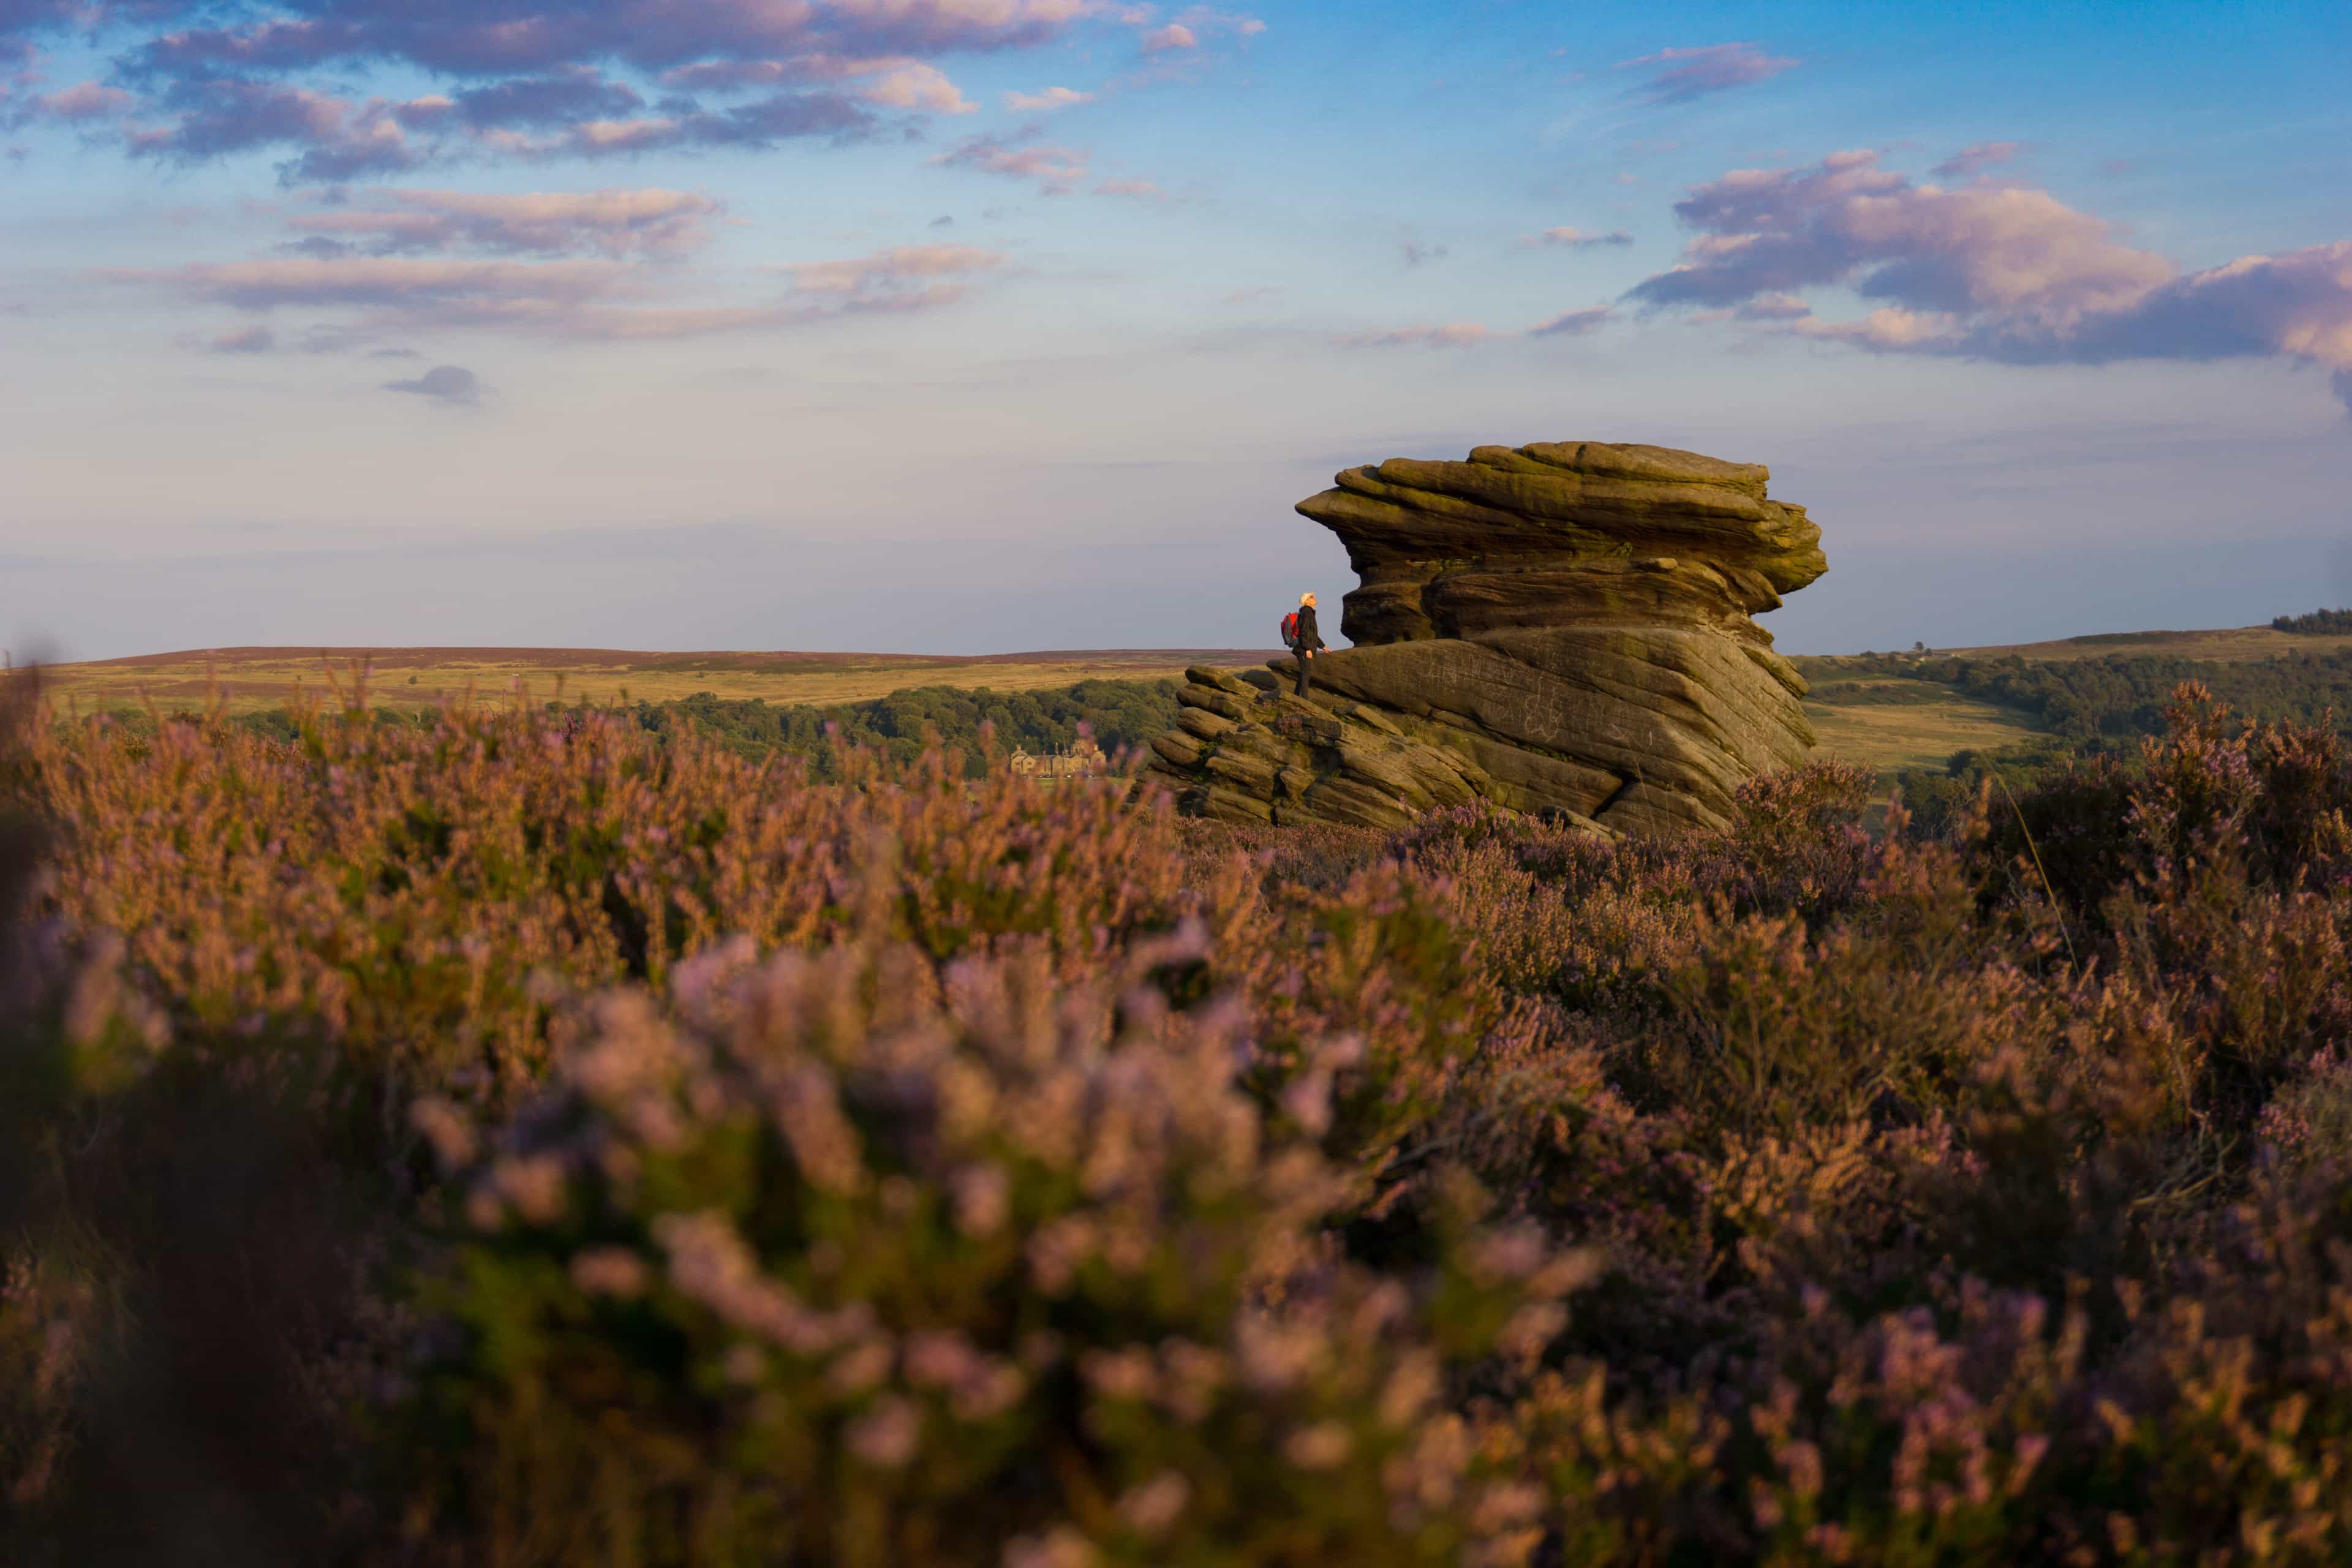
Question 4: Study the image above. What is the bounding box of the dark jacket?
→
[1293,603,1326,652]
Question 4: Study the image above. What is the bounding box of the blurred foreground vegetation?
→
[17,667,2352,1562]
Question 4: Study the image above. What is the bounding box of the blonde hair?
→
[1300,591,1316,605]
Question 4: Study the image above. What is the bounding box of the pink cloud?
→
[1139,23,1197,52]
[1094,177,1164,198]
[1616,42,1798,105]
[1630,150,2352,409]
[658,54,913,91]
[1734,291,1811,320]
[1337,322,1494,348]
[859,62,973,115]
[1003,85,1093,111]
[116,255,632,311]
[1931,140,2027,179]
[127,0,1099,80]
[36,80,136,120]
[284,187,724,258]
[1629,149,2172,326]
[931,121,1088,192]
[790,243,1008,298]
[1528,306,1613,337]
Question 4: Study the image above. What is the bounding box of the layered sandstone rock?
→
[1144,440,1826,835]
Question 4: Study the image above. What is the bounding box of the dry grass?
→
[1851,621,2352,666]
[1801,685,2045,779]
[35,644,1273,717]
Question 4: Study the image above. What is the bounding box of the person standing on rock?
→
[1286,590,1327,697]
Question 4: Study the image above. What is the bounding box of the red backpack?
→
[1280,610,1300,648]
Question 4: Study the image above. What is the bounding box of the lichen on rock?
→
[1142,440,1826,835]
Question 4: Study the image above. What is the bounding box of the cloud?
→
[64,2,1087,182]
[382,363,480,405]
[1337,322,1493,348]
[930,121,1087,192]
[34,81,137,120]
[1400,241,1447,268]
[1931,140,2026,179]
[1735,291,1810,320]
[1616,42,1798,105]
[467,91,874,160]
[1520,226,1634,249]
[123,0,1098,81]
[283,187,723,258]
[1626,150,2172,320]
[128,80,424,183]
[442,67,643,129]
[1095,177,1163,198]
[119,254,630,311]
[1629,149,2352,410]
[208,323,275,353]
[1528,306,1612,337]
[789,243,1006,305]
[859,62,973,114]
[1003,85,1093,111]
[1140,23,1197,53]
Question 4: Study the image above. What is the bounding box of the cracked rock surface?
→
[1142,439,1826,835]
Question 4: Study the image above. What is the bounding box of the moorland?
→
[12,614,2352,1562]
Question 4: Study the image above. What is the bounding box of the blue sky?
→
[4,0,2349,662]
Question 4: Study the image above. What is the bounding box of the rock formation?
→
[1143,440,1826,835]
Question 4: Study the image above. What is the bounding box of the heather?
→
[12,677,2352,1564]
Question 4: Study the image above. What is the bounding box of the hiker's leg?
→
[1295,656,1311,697]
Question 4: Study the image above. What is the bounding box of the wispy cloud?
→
[787,243,1008,316]
[1616,42,1798,105]
[1520,226,1634,249]
[1337,322,1493,348]
[208,324,275,353]
[930,121,1088,192]
[1931,140,2027,179]
[1528,306,1613,337]
[282,187,723,259]
[33,81,137,121]
[1004,85,1094,112]
[1095,177,1164,199]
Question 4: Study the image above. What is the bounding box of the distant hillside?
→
[34,646,1277,717]
[1794,616,2352,787]
[34,619,2352,788]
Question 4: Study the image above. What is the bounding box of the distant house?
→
[1009,737,1109,779]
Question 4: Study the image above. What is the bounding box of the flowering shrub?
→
[405,932,1583,1567]
[13,674,2352,1562]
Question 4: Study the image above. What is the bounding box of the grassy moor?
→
[40,646,1265,718]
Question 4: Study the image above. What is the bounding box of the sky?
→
[4,0,2350,663]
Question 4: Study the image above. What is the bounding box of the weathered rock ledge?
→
[1142,440,1827,835]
